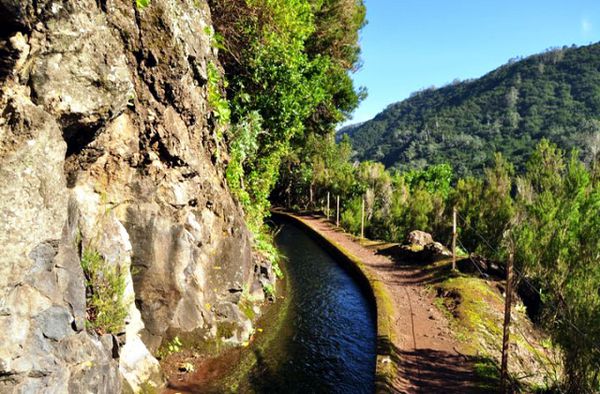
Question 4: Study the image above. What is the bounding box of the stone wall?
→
[0,1,265,392]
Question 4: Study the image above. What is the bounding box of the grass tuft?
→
[136,0,150,9]
[81,248,129,335]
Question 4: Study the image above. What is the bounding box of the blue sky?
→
[343,0,600,126]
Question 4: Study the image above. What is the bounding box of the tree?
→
[208,0,365,232]
[512,142,600,392]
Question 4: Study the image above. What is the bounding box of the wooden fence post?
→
[327,192,330,220]
[500,251,514,393]
[336,195,340,227]
[361,196,365,238]
[452,206,457,271]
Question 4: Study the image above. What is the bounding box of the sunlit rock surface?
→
[0,0,262,392]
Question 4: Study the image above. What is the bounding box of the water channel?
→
[242,220,377,393]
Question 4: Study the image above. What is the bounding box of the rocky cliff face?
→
[0,1,267,392]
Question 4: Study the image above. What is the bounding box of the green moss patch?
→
[432,267,562,390]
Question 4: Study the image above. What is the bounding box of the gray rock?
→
[382,231,452,264]
[30,4,134,132]
[28,242,58,274]
[0,0,261,392]
[423,241,453,261]
[36,306,74,341]
[406,230,434,247]
[58,333,121,394]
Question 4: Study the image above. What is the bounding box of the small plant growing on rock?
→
[157,336,183,358]
[262,283,275,298]
[207,61,230,139]
[167,336,182,354]
[255,228,286,279]
[80,248,128,335]
[136,0,150,9]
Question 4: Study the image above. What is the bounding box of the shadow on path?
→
[377,336,499,394]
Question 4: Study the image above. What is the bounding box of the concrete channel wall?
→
[271,211,397,393]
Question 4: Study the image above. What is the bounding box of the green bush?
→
[156,336,183,358]
[254,227,285,280]
[136,0,150,9]
[208,0,365,236]
[80,248,129,335]
[340,196,362,234]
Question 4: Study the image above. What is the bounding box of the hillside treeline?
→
[275,135,600,392]
[341,43,600,177]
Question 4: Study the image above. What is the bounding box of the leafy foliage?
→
[281,137,599,391]
[208,0,366,236]
[80,248,128,335]
[207,61,231,140]
[254,227,285,279]
[342,44,600,177]
[511,143,600,392]
[136,0,150,9]
[405,163,453,199]
[450,153,515,257]
[157,336,183,358]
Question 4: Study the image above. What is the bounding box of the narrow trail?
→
[290,213,489,393]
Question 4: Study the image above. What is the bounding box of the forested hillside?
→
[342,43,600,176]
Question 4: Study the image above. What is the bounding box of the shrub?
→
[80,248,129,335]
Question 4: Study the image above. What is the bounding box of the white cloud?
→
[581,18,593,34]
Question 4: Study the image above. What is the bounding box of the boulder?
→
[379,230,452,263]
[406,230,434,247]
[423,242,453,262]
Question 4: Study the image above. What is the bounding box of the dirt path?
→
[290,213,488,393]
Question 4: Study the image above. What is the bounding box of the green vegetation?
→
[436,275,505,350]
[280,135,599,391]
[203,2,598,390]
[433,272,561,391]
[473,358,501,391]
[207,61,231,142]
[238,296,256,321]
[341,43,600,177]
[80,248,129,335]
[209,0,366,238]
[136,0,150,9]
[253,223,285,279]
[262,283,275,298]
[204,0,365,297]
[511,142,600,392]
[157,336,183,358]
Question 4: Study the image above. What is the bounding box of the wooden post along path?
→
[500,251,514,393]
[452,206,457,271]
[360,196,365,238]
[336,195,340,227]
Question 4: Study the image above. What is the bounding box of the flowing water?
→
[243,220,377,393]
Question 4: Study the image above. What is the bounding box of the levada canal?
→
[241,219,377,393]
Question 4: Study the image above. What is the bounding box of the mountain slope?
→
[343,43,600,176]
